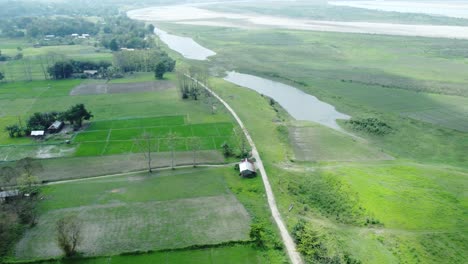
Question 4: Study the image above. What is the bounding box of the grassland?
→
[149,20,468,263]
[0,38,112,82]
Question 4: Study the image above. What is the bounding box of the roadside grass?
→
[14,168,251,260]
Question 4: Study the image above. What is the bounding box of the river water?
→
[154,27,216,60]
[224,71,350,130]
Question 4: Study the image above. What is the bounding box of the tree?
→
[109,38,119,51]
[56,215,82,257]
[249,223,266,248]
[188,137,201,167]
[62,104,93,129]
[17,157,42,194]
[134,132,158,173]
[221,142,233,158]
[0,166,16,187]
[5,124,22,138]
[154,61,166,79]
[147,24,155,33]
[232,127,249,158]
[48,61,73,79]
[167,132,178,169]
[0,71,4,81]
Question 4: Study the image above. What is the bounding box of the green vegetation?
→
[8,166,285,263]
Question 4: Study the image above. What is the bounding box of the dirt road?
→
[189,75,303,264]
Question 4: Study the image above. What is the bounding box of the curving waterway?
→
[224,71,350,130]
[154,27,216,60]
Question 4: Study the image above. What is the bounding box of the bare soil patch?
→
[70,81,175,96]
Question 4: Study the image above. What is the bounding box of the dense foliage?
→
[48,60,111,79]
[346,118,393,135]
[292,220,361,264]
[114,50,175,73]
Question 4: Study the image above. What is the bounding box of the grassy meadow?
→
[152,21,468,262]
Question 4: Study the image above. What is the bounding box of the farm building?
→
[31,130,45,138]
[48,121,64,133]
[239,159,256,178]
[83,70,99,77]
[0,190,20,203]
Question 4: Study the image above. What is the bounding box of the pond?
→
[224,71,350,131]
[154,27,216,61]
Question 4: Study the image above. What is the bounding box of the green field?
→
[19,244,269,264]
[14,168,251,260]
[0,38,112,82]
[0,73,236,160]
[73,116,235,156]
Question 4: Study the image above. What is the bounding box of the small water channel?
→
[224,72,350,130]
[154,27,216,60]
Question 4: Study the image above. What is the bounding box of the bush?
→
[346,117,393,135]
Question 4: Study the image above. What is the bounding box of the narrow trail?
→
[189,75,303,264]
[45,163,232,185]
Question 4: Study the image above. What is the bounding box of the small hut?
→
[239,159,256,178]
[31,130,45,139]
[0,190,20,203]
[48,121,64,133]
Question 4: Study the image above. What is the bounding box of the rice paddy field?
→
[74,116,234,156]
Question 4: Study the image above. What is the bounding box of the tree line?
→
[6,104,93,138]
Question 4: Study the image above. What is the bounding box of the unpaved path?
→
[188,75,303,264]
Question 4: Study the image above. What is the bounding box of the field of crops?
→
[73,116,235,156]
[14,168,251,260]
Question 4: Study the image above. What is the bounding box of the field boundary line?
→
[188,75,303,264]
[44,163,236,185]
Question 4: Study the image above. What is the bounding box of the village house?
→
[0,190,20,203]
[239,159,257,178]
[48,120,64,133]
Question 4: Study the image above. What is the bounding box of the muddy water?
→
[154,27,216,60]
[224,71,350,131]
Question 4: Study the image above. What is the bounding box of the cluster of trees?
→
[113,49,175,73]
[221,127,250,159]
[0,16,99,39]
[178,73,202,100]
[48,60,111,79]
[5,104,93,138]
[100,16,155,51]
[0,158,42,260]
[346,117,393,136]
[0,49,23,62]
